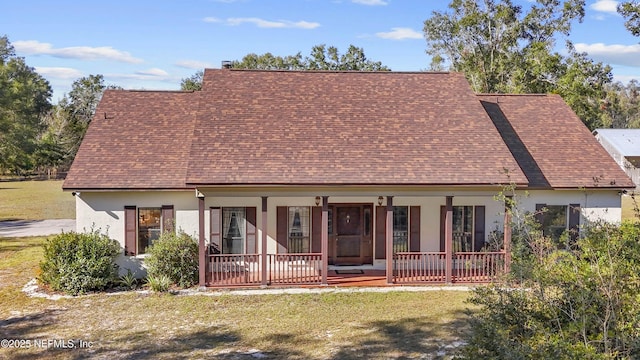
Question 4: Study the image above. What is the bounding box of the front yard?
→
[0,236,473,359]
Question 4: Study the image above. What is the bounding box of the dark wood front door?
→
[330,204,373,265]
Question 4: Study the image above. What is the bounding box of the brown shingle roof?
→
[63,90,199,189]
[186,70,527,185]
[63,69,631,191]
[478,94,635,189]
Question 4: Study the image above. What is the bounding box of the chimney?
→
[221,61,232,69]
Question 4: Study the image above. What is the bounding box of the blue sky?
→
[2,0,639,101]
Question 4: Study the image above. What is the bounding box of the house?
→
[63,69,634,287]
[594,129,640,192]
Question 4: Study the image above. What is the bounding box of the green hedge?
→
[145,231,198,288]
[39,230,120,295]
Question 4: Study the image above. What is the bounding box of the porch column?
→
[445,196,453,284]
[504,196,513,274]
[321,196,329,285]
[385,196,394,284]
[261,197,268,286]
[197,192,206,287]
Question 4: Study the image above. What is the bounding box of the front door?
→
[331,204,373,265]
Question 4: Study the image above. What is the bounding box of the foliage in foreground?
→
[145,231,198,288]
[39,230,120,295]
[462,219,640,359]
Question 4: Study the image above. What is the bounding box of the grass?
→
[622,194,640,222]
[0,180,75,221]
[0,236,474,359]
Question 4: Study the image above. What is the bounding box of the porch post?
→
[445,196,453,284]
[321,196,329,285]
[385,196,394,284]
[197,192,206,287]
[261,197,268,286]
[504,195,512,274]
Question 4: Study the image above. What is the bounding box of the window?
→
[138,208,161,254]
[124,205,174,256]
[222,207,246,254]
[287,207,310,253]
[440,205,486,253]
[541,205,568,240]
[393,206,409,253]
[453,206,474,252]
[211,207,257,255]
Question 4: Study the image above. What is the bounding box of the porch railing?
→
[394,251,505,284]
[208,254,261,286]
[393,252,446,283]
[453,252,505,283]
[268,253,322,285]
[207,253,321,286]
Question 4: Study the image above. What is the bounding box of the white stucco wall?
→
[74,188,624,276]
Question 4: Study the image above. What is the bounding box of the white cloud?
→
[575,42,640,66]
[13,40,143,63]
[590,0,619,14]
[175,60,214,69]
[376,27,422,40]
[35,67,83,79]
[613,74,640,83]
[206,17,320,29]
[135,68,169,77]
[352,0,388,5]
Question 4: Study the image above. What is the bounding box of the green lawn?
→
[0,180,75,221]
[0,236,474,359]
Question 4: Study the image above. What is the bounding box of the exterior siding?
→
[75,188,624,276]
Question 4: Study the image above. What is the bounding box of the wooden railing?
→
[393,252,446,283]
[207,254,261,286]
[394,251,506,284]
[268,253,322,285]
[453,252,505,283]
[207,253,321,286]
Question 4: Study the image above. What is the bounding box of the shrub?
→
[39,230,120,295]
[145,274,171,292]
[118,269,139,290]
[145,231,198,288]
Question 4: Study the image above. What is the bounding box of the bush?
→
[39,230,120,295]
[146,274,171,292]
[462,221,640,359]
[145,231,198,288]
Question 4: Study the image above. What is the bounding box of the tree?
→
[423,0,613,130]
[462,188,640,358]
[180,70,204,91]
[52,74,120,169]
[179,44,390,90]
[619,1,640,36]
[0,35,52,175]
[602,80,640,128]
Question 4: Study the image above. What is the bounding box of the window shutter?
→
[210,207,221,254]
[409,206,420,252]
[246,207,257,254]
[375,206,386,259]
[474,206,485,252]
[311,206,322,253]
[276,206,288,253]
[439,206,446,252]
[568,204,580,242]
[124,206,137,256]
[161,205,174,233]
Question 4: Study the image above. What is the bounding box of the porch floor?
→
[326,270,388,287]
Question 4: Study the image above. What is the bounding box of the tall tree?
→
[179,44,389,91]
[619,1,640,36]
[180,70,204,91]
[424,0,613,130]
[55,74,120,169]
[0,35,52,175]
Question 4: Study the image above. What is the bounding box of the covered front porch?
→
[196,191,512,287]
